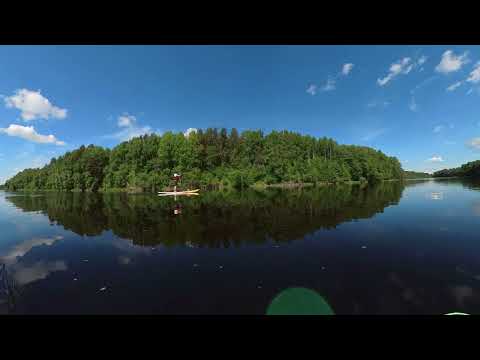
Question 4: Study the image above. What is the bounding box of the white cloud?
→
[106,114,154,142]
[377,57,413,86]
[183,128,198,137]
[118,113,136,127]
[427,156,444,162]
[447,81,463,92]
[467,62,480,84]
[306,84,317,95]
[467,137,480,150]
[417,55,428,66]
[4,89,67,121]
[342,63,354,76]
[433,125,445,133]
[435,50,469,74]
[0,124,66,145]
[361,128,386,142]
[409,97,418,112]
[321,78,336,92]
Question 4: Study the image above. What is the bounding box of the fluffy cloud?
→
[107,113,153,142]
[306,84,317,95]
[435,50,469,74]
[447,81,463,92]
[377,57,413,86]
[342,63,354,76]
[311,64,353,94]
[467,137,480,150]
[0,124,66,145]
[118,114,136,127]
[467,62,480,84]
[321,78,336,92]
[183,128,198,137]
[4,89,67,121]
[427,156,444,162]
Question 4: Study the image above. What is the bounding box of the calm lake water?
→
[1,178,480,315]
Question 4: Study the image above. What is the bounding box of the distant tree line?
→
[403,171,431,179]
[3,128,403,192]
[433,160,480,178]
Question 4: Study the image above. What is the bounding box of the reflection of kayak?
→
[158,189,200,196]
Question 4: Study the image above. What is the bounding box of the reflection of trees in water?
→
[403,180,434,188]
[6,182,405,248]
[411,178,480,191]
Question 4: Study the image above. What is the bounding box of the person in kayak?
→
[172,173,182,193]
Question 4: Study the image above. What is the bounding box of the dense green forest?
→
[403,171,432,179]
[433,160,480,178]
[3,128,403,192]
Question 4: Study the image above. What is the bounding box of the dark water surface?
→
[1,179,480,314]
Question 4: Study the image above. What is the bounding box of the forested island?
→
[3,128,403,192]
[433,160,480,178]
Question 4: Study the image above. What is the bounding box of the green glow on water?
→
[266,287,335,315]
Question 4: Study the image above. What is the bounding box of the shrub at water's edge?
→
[3,128,404,193]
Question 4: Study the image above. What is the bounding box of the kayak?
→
[158,189,199,195]
[158,189,200,196]
[158,193,199,197]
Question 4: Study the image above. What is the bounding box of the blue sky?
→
[1,45,480,183]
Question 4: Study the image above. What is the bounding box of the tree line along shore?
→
[1,128,461,193]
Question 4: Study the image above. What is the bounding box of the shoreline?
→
[1,179,387,193]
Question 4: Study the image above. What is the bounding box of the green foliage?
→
[434,160,480,178]
[4,129,404,192]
